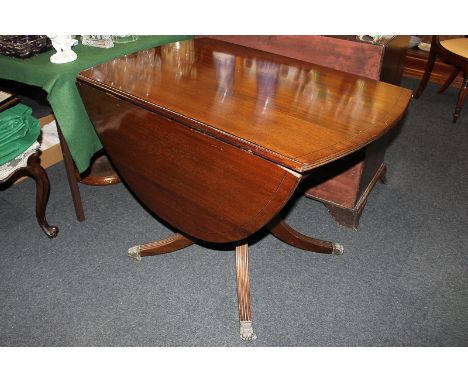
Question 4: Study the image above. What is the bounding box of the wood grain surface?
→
[77,38,412,243]
[78,82,300,243]
[78,38,412,173]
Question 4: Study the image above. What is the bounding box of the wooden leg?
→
[379,163,388,184]
[268,217,343,255]
[453,77,468,123]
[322,203,365,230]
[235,242,257,341]
[438,67,460,94]
[26,154,59,238]
[128,233,194,261]
[56,123,85,222]
[414,46,437,99]
[328,163,387,229]
[321,160,384,227]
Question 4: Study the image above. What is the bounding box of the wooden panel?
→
[78,82,301,243]
[205,35,384,80]
[207,35,409,86]
[358,136,388,197]
[203,36,407,210]
[78,38,412,174]
[379,35,410,86]
[306,136,387,208]
[304,150,365,209]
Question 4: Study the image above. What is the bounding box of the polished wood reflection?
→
[77,81,301,243]
[79,38,412,173]
[77,38,412,341]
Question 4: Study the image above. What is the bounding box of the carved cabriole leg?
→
[235,242,257,341]
[268,217,343,255]
[128,233,194,261]
[26,154,59,238]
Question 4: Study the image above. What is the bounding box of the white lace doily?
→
[0,142,40,181]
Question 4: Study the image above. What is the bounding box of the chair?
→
[414,36,468,123]
[0,104,58,238]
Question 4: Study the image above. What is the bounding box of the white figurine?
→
[47,35,78,64]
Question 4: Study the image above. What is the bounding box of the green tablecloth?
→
[0,104,40,165]
[0,35,192,172]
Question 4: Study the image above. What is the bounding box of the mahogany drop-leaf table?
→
[77,38,412,340]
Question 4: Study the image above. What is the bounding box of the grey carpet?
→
[1,77,467,346]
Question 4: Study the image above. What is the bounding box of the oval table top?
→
[78,38,412,173]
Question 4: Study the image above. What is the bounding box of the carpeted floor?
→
[0,77,467,346]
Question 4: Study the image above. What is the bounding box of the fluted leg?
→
[235,242,257,341]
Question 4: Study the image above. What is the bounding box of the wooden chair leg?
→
[235,242,257,341]
[438,67,460,94]
[379,163,388,184]
[128,233,194,261]
[453,77,468,123]
[414,46,437,99]
[56,123,85,222]
[26,154,59,238]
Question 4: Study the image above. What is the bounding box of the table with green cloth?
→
[0,35,192,173]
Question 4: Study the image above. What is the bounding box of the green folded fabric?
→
[0,104,40,166]
[0,35,193,173]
